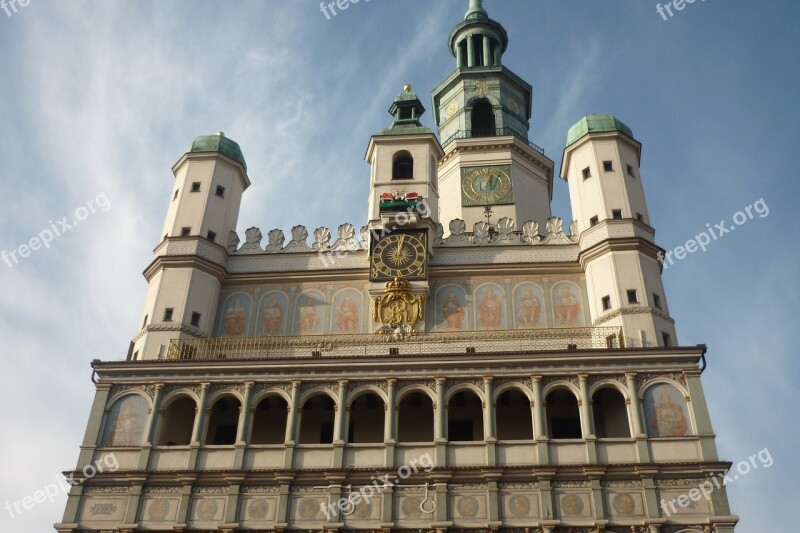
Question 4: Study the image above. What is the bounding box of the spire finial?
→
[465,0,486,20]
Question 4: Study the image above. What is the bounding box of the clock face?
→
[461,165,514,206]
[370,231,427,281]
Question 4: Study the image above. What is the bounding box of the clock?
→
[370,231,428,281]
[461,165,514,206]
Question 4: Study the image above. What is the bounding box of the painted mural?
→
[331,289,364,334]
[435,285,467,330]
[551,281,584,326]
[476,284,507,329]
[258,291,289,336]
[221,294,252,337]
[513,283,544,329]
[294,290,326,335]
[643,383,691,437]
[101,394,149,447]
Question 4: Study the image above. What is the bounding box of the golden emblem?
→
[372,278,425,331]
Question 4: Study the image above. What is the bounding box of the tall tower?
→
[432,0,553,232]
[131,132,250,360]
[561,115,677,347]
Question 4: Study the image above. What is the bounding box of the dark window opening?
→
[251,396,288,445]
[590,216,599,227]
[662,332,672,347]
[636,213,644,222]
[603,161,614,172]
[163,308,174,321]
[593,388,630,438]
[181,227,191,237]
[447,391,484,442]
[496,390,533,440]
[393,152,414,180]
[190,312,201,327]
[398,392,433,442]
[207,230,217,242]
[206,396,241,445]
[612,209,623,219]
[627,164,636,177]
[348,393,385,443]
[627,290,639,304]
[173,189,179,200]
[582,167,592,180]
[298,395,336,444]
[190,182,201,192]
[216,185,226,198]
[602,296,612,311]
[653,294,662,310]
[546,389,582,439]
[471,98,495,137]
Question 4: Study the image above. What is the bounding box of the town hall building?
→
[56,1,738,532]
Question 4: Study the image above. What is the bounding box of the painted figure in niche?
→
[223,298,247,336]
[651,389,689,437]
[335,293,360,333]
[478,287,503,328]
[554,286,581,325]
[441,290,465,329]
[261,297,284,335]
[299,297,321,334]
[101,395,148,446]
[516,287,541,328]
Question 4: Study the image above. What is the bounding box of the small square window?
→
[662,332,672,347]
[207,230,217,242]
[602,296,612,311]
[163,308,174,321]
[612,209,623,219]
[190,182,201,192]
[216,185,226,198]
[173,189,179,200]
[653,294,662,310]
[181,227,191,237]
[133,351,139,361]
[590,216,599,227]
[603,160,613,172]
[627,290,639,304]
[627,164,636,177]
[142,315,148,328]
[636,213,644,223]
[190,312,201,327]
[582,167,592,180]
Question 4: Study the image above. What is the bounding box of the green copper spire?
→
[376,85,433,136]
[465,0,487,20]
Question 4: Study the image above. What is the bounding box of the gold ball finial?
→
[404,84,412,93]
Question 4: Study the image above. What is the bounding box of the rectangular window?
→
[653,294,662,310]
[163,308,174,321]
[216,185,226,198]
[190,312,201,327]
[582,167,592,180]
[612,209,623,219]
[627,164,636,177]
[142,315,148,328]
[190,182,201,192]
[133,351,139,361]
[662,332,672,347]
[173,189,179,200]
[181,227,191,237]
[207,230,217,242]
[590,216,599,227]
[627,289,639,304]
[602,295,612,311]
[636,213,644,222]
[603,160,614,172]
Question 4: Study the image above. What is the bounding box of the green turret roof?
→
[566,114,635,147]
[186,133,247,171]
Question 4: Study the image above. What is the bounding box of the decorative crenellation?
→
[192,486,228,494]
[434,216,578,248]
[82,486,129,494]
[290,486,329,493]
[551,480,591,489]
[232,223,369,255]
[142,486,182,494]
[449,483,487,491]
[242,485,281,494]
[602,479,643,489]
[498,482,539,490]
[655,478,707,488]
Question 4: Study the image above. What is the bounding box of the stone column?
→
[456,41,464,68]
[332,380,349,467]
[626,373,651,462]
[578,374,596,463]
[483,377,496,466]
[137,383,164,470]
[234,382,254,468]
[384,378,397,467]
[466,34,475,67]
[123,480,144,524]
[189,383,210,469]
[434,377,447,466]
[482,34,492,67]
[76,383,112,469]
[284,381,301,469]
[531,375,549,464]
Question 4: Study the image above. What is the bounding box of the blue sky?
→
[0,0,797,530]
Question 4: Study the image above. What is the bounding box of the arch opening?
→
[471,98,496,137]
[156,396,195,446]
[298,394,336,444]
[206,396,241,445]
[251,395,288,445]
[496,389,533,440]
[593,388,631,438]
[545,389,582,440]
[447,390,484,442]
[397,392,434,442]
[393,152,414,180]
[348,392,385,443]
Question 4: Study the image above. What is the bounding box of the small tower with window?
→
[561,115,676,347]
[131,133,250,360]
[365,86,444,224]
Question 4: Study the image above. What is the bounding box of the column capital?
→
[291,380,302,389]
[435,377,447,385]
[243,381,255,389]
[200,383,211,390]
[625,372,638,381]
[577,373,589,382]
[338,379,350,386]
[154,383,165,391]
[387,378,398,386]
[482,376,493,385]
[531,375,543,383]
